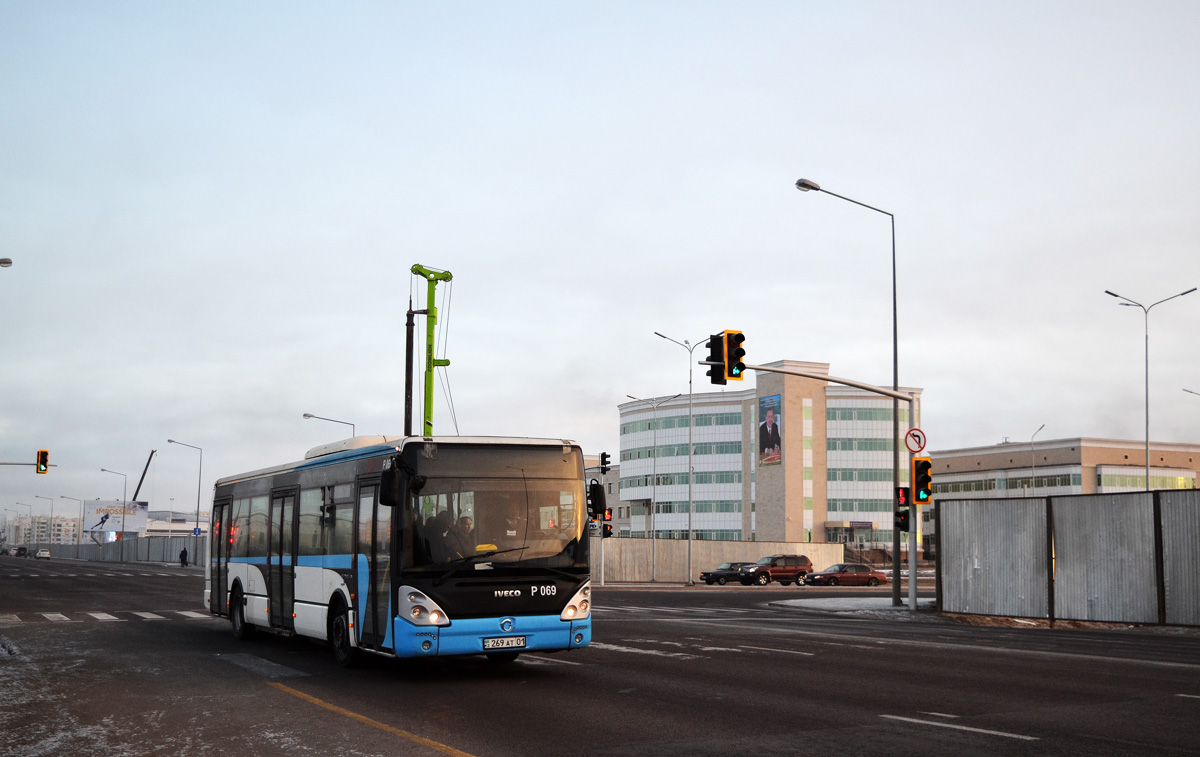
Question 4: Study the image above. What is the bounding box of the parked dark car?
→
[805,563,888,587]
[13,546,28,558]
[700,562,753,585]
[738,554,813,586]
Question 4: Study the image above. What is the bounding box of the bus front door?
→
[268,491,296,630]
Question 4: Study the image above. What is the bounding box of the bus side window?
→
[298,488,323,557]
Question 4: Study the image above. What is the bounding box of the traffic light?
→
[912,457,933,503]
[602,524,613,538]
[724,330,746,381]
[599,452,610,475]
[895,506,910,532]
[587,480,605,520]
[36,449,49,474]
[705,333,726,385]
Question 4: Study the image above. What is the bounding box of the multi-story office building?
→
[929,438,1200,498]
[619,360,922,548]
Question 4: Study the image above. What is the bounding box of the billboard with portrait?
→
[83,500,149,532]
[758,394,782,465]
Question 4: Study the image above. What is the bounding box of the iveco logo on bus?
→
[494,589,522,598]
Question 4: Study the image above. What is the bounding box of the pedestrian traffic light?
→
[895,506,910,532]
[912,457,933,503]
[705,333,726,385]
[724,330,745,381]
[603,507,612,522]
[599,452,610,475]
[602,524,613,538]
[36,449,49,474]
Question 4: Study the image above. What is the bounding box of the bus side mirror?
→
[380,455,424,508]
[380,457,401,507]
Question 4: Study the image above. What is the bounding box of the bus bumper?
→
[393,614,591,658]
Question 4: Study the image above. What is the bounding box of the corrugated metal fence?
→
[937,489,1199,626]
[20,535,206,566]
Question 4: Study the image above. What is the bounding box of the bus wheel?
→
[231,587,253,640]
[329,600,358,668]
[486,651,520,664]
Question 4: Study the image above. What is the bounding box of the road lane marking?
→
[269,682,477,757]
[132,612,165,620]
[0,614,19,623]
[738,645,815,656]
[41,613,78,622]
[177,611,209,619]
[922,712,960,718]
[85,612,125,622]
[654,617,1200,671]
[1177,694,1200,699]
[589,642,700,659]
[880,715,1038,741]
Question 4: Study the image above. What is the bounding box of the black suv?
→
[700,562,753,585]
[738,554,813,586]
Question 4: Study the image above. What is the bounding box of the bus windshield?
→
[402,448,586,572]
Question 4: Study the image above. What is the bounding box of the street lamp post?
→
[654,332,704,586]
[626,393,681,582]
[35,495,53,546]
[60,496,83,546]
[796,178,902,605]
[168,439,204,560]
[1105,287,1197,491]
[100,468,128,562]
[302,413,355,437]
[1029,424,1045,497]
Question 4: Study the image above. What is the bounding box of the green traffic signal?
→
[912,457,933,502]
[724,330,745,381]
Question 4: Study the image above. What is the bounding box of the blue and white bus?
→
[205,435,595,665]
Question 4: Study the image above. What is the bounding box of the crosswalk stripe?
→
[132,612,165,620]
[177,610,209,619]
[41,613,77,622]
[86,612,125,622]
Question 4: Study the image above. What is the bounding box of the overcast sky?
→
[3,2,1198,520]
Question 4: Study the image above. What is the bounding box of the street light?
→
[1105,287,1197,491]
[302,413,355,437]
[796,177,902,605]
[654,332,704,586]
[100,468,128,562]
[1029,424,1045,497]
[0,258,11,267]
[167,439,204,554]
[60,496,83,545]
[35,495,53,546]
[1184,389,1200,398]
[626,393,681,582]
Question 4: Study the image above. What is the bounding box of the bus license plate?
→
[483,636,526,650]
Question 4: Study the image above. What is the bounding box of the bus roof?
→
[213,435,579,488]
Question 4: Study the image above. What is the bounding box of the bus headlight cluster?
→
[399,587,450,627]
[559,581,592,621]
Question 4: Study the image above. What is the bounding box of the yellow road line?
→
[268,682,477,757]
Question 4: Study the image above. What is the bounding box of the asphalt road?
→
[2,556,1199,756]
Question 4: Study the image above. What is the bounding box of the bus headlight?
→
[559,581,592,621]
[398,585,450,627]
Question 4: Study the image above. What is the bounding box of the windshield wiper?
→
[433,547,528,586]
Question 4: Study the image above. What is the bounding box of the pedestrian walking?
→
[180,547,188,568]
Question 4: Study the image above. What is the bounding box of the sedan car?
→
[34,549,50,560]
[700,562,753,585]
[804,563,888,586]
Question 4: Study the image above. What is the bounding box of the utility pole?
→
[411,264,453,436]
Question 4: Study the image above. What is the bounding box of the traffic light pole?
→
[705,361,920,610]
[411,265,453,436]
